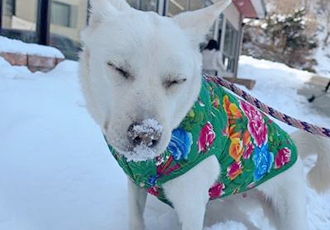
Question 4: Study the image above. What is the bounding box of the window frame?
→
[127,0,160,13]
[216,16,240,75]
[51,1,72,28]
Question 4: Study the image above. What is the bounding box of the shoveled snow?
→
[0,36,64,58]
[0,51,329,230]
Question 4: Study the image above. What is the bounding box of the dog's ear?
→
[173,0,232,45]
[88,0,130,26]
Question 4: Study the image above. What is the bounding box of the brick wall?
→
[0,52,65,73]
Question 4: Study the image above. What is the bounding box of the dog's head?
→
[80,0,231,160]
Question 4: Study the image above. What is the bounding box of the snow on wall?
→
[0,36,64,59]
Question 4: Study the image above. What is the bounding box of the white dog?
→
[79,0,330,229]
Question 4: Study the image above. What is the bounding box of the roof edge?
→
[250,0,267,19]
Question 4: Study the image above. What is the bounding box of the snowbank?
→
[0,36,64,58]
[238,56,330,133]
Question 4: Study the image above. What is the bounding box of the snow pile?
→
[0,52,329,230]
[204,221,247,230]
[0,36,64,58]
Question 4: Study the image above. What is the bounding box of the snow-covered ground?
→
[0,46,330,230]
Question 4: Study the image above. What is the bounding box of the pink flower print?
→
[247,182,255,189]
[209,182,225,199]
[275,147,292,169]
[227,161,243,180]
[146,187,159,197]
[243,143,254,160]
[242,130,254,160]
[239,101,268,147]
[212,96,220,109]
[233,188,239,194]
[198,99,205,107]
[210,86,215,97]
[197,122,216,153]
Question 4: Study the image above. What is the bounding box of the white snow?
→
[312,4,330,79]
[315,41,330,79]
[0,36,64,58]
[122,118,163,162]
[132,118,163,134]
[0,49,330,230]
[204,221,247,230]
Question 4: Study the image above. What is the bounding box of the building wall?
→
[12,0,88,41]
[50,0,88,41]
[223,4,240,30]
[15,0,38,23]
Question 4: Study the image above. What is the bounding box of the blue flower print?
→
[252,143,274,181]
[167,128,193,161]
[146,175,157,186]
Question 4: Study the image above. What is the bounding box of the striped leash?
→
[204,75,330,138]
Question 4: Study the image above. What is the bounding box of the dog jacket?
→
[105,77,298,205]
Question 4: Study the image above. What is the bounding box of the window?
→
[127,0,139,9]
[167,0,211,16]
[167,0,186,16]
[127,0,158,12]
[140,0,158,11]
[217,14,224,51]
[224,22,237,56]
[51,1,76,28]
[1,0,37,34]
[222,20,239,73]
[187,0,202,11]
[202,0,213,7]
[4,0,15,16]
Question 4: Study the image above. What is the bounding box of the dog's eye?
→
[164,78,187,89]
[107,62,131,79]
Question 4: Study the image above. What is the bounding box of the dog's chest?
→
[106,78,298,205]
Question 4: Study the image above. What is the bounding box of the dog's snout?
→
[127,119,163,148]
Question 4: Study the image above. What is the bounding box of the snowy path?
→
[0,55,329,230]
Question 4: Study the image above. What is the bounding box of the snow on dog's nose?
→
[127,119,163,148]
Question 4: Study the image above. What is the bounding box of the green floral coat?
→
[106,77,297,205]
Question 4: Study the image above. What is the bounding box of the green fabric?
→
[106,77,298,205]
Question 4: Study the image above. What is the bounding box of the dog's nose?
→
[127,119,163,148]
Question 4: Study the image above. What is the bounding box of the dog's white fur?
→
[79,1,330,229]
